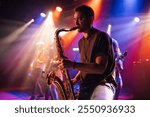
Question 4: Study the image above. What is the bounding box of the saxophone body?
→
[52,27,78,100]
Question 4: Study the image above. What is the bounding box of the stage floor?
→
[0,88,133,100]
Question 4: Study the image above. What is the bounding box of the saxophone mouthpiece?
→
[69,26,79,31]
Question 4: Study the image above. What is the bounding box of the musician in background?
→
[30,41,48,100]
[112,38,124,100]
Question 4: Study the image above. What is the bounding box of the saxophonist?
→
[59,5,117,100]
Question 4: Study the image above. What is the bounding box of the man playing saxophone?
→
[59,5,117,100]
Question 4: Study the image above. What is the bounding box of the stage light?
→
[40,13,46,17]
[56,6,62,12]
[107,24,112,36]
[134,17,140,22]
[73,48,79,51]
[31,19,34,22]
[53,6,62,25]
[34,11,56,46]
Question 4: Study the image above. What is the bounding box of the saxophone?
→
[53,26,79,100]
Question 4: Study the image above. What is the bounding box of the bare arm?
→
[74,55,108,74]
[72,71,81,85]
[60,55,108,74]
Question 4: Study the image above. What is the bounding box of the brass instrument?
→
[50,26,79,100]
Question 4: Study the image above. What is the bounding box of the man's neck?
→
[83,32,88,39]
[83,27,93,39]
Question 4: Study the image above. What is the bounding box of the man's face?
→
[73,11,92,32]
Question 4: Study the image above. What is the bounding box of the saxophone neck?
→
[55,26,79,35]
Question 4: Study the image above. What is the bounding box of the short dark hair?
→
[75,5,94,18]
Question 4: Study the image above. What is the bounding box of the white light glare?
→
[56,6,62,12]
[107,24,112,36]
[31,19,34,22]
[134,17,140,22]
[73,48,79,51]
[40,13,46,17]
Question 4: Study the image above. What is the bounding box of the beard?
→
[76,21,92,32]
[77,26,85,32]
